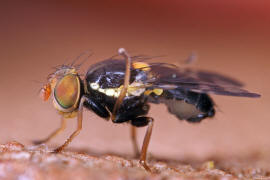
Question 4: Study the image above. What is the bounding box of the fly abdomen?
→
[150,88,215,123]
[195,93,215,118]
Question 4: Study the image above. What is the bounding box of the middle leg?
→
[130,125,140,158]
[111,48,131,121]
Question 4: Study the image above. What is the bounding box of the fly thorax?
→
[89,81,146,98]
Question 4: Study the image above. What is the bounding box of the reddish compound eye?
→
[54,74,80,109]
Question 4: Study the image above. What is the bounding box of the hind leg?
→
[131,117,154,172]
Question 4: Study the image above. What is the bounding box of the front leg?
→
[53,96,86,152]
[54,95,110,152]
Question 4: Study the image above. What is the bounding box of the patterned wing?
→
[136,61,260,98]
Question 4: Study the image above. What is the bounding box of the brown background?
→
[0,0,269,160]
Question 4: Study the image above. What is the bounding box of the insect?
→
[34,48,260,171]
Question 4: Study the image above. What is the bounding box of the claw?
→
[32,140,46,145]
[139,160,151,172]
[52,147,63,153]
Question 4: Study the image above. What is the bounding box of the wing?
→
[130,57,260,123]
[134,61,261,98]
[97,56,260,98]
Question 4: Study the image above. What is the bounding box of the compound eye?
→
[54,74,80,109]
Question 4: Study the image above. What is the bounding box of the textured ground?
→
[0,141,270,180]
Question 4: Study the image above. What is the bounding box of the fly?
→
[34,48,260,172]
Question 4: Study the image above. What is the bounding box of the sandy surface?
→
[1,141,270,180]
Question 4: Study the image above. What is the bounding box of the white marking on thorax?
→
[89,82,145,97]
[90,82,99,90]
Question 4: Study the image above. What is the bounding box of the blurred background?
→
[0,0,269,160]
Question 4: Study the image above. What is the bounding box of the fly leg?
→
[130,125,140,158]
[112,48,142,157]
[53,96,86,153]
[131,117,154,172]
[111,48,131,122]
[33,116,67,145]
[112,48,153,171]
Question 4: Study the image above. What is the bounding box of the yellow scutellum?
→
[132,62,151,71]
